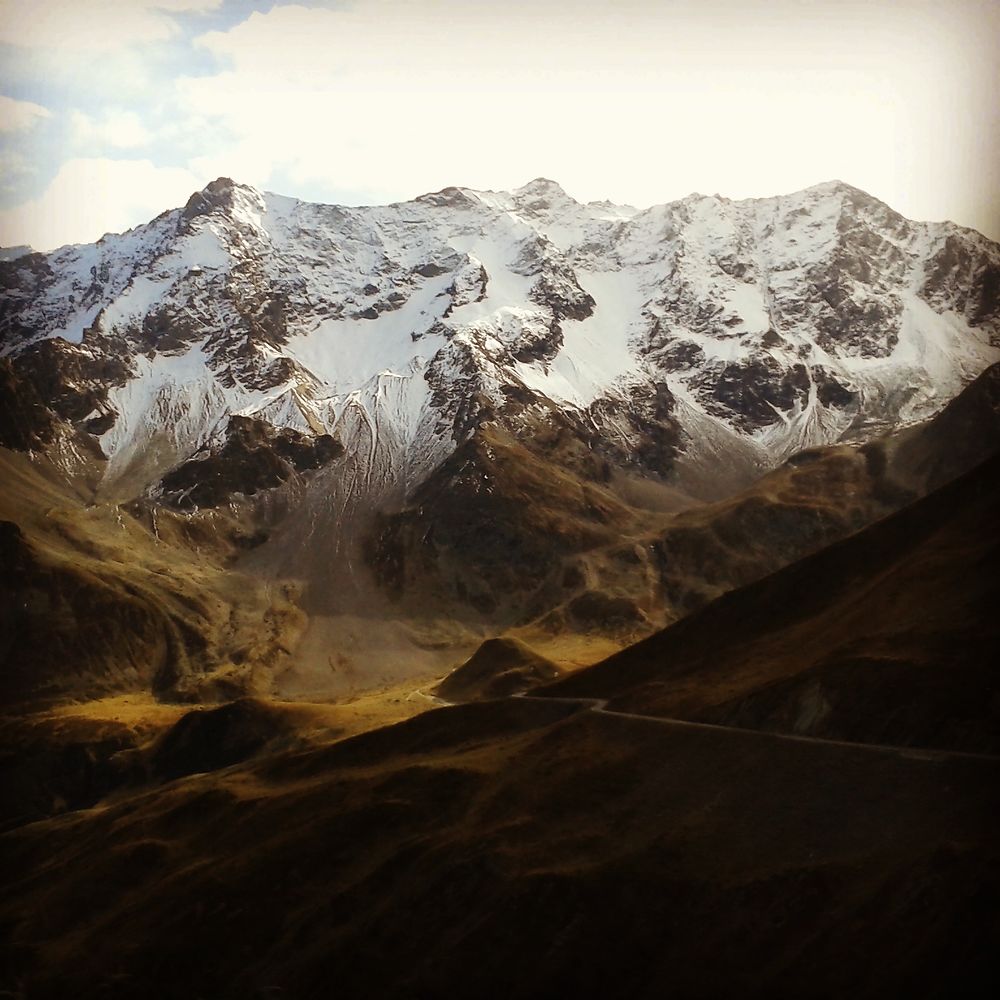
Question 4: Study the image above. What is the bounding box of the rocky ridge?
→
[2,177,997,500]
[1,176,998,651]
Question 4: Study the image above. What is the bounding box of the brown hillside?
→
[544,452,1000,754]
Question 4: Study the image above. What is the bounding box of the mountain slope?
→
[371,361,1000,639]
[635,359,1000,616]
[2,178,999,696]
[5,705,996,999]
[0,448,308,706]
[2,176,997,506]
[3,357,999,996]
[542,451,1000,754]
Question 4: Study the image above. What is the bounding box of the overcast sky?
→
[0,0,997,251]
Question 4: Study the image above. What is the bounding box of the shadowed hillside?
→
[2,684,997,999]
[0,449,307,706]
[544,452,1000,754]
[3,457,999,997]
[434,636,563,701]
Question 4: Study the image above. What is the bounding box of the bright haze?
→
[0,0,997,251]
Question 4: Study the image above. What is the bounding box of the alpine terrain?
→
[2,175,998,700]
[1,176,999,999]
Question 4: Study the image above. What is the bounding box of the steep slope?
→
[373,361,1000,637]
[2,178,999,695]
[543,452,1000,754]
[635,359,1000,616]
[365,412,666,627]
[2,175,997,538]
[0,449,309,706]
[889,359,1000,492]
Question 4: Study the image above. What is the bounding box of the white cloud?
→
[70,110,154,149]
[176,1,990,242]
[0,0,996,246]
[0,0,223,52]
[0,94,52,132]
[177,0,981,226]
[0,149,35,194]
[0,158,203,250]
[156,0,226,10]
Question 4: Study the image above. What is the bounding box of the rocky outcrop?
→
[157,415,343,509]
[434,637,562,702]
[921,232,1000,331]
[0,337,131,453]
[365,421,641,623]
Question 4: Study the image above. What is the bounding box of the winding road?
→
[406,687,1000,764]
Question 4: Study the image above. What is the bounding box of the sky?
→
[0,0,997,251]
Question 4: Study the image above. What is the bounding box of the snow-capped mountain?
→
[3,176,1000,698]
[2,175,998,512]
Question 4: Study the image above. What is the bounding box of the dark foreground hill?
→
[544,452,1000,755]
[2,458,999,998]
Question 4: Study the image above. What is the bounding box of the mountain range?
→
[2,176,998,703]
[2,175,1000,997]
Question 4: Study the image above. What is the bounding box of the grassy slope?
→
[2,453,999,998]
[434,636,563,701]
[0,449,305,706]
[0,680,437,830]
[544,453,1000,753]
[1,697,996,998]
[367,365,1000,663]
[4,365,997,707]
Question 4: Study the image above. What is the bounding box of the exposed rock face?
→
[365,420,642,623]
[615,362,1000,621]
[2,176,996,501]
[0,337,131,453]
[0,358,55,451]
[921,232,1000,329]
[179,176,245,229]
[157,415,343,509]
[694,357,811,432]
[1,176,999,650]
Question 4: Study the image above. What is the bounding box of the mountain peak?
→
[204,176,238,194]
[414,185,478,208]
[799,178,879,203]
[513,177,574,204]
[179,177,266,229]
[3,173,997,516]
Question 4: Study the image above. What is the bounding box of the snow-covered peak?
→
[511,176,575,205]
[0,244,33,262]
[2,177,998,509]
